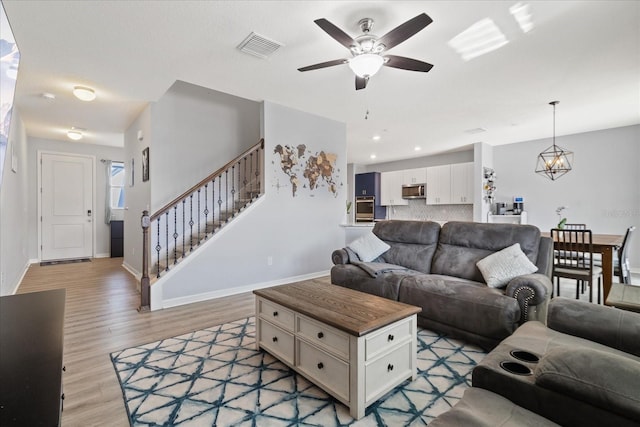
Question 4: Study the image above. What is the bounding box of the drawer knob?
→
[273,311,278,317]
[272,336,278,342]
[317,362,324,370]
[317,332,324,339]
[388,334,394,342]
[387,363,394,372]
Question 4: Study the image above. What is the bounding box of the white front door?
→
[40,153,94,261]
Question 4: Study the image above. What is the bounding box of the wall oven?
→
[355,196,375,222]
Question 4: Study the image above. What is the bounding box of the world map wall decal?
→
[273,144,342,197]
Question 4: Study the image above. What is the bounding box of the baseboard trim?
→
[157,270,331,310]
[95,253,110,259]
[10,261,32,295]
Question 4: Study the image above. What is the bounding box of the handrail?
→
[150,138,264,222]
[139,137,265,311]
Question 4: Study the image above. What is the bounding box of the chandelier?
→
[535,101,573,181]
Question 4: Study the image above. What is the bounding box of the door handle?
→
[87,210,92,217]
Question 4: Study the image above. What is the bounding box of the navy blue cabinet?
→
[355,172,377,197]
[355,172,387,220]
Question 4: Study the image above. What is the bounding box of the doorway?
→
[39,152,94,261]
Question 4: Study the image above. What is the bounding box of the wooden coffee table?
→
[253,281,421,419]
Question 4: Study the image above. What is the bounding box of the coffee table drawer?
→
[365,317,412,361]
[258,298,294,332]
[365,341,412,403]
[258,318,294,365]
[297,340,349,402]
[296,316,349,359]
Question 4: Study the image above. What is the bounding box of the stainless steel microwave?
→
[402,184,426,199]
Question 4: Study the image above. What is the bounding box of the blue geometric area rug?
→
[111,317,485,426]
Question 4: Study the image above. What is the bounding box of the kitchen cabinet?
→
[403,168,427,185]
[355,172,377,197]
[355,172,386,220]
[426,165,451,205]
[450,162,474,204]
[426,162,474,205]
[380,171,408,206]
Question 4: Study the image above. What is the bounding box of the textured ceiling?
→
[3,0,639,164]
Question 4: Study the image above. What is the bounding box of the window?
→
[110,161,125,209]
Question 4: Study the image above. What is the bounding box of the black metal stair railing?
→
[139,139,264,311]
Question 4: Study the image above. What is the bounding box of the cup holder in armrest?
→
[510,350,540,363]
[500,361,533,376]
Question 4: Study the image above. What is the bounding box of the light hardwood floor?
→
[17,257,259,426]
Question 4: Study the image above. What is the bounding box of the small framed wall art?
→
[142,147,149,182]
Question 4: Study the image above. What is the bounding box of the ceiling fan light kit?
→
[298,13,434,90]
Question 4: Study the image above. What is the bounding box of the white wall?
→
[25,138,125,260]
[364,150,474,173]
[122,81,261,277]
[150,80,261,211]
[494,125,640,270]
[122,105,152,276]
[0,110,29,295]
[154,101,346,308]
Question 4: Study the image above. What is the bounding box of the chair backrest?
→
[563,223,587,230]
[550,228,594,273]
[618,226,636,279]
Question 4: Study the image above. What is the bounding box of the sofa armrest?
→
[547,297,640,357]
[332,248,349,265]
[505,273,552,324]
[535,347,640,423]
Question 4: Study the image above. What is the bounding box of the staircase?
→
[139,139,264,311]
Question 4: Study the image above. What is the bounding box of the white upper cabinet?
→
[426,165,451,205]
[450,162,474,204]
[380,171,408,206]
[426,162,474,205]
[403,168,427,185]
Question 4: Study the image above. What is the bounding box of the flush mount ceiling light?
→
[67,128,83,140]
[535,101,573,181]
[73,86,96,101]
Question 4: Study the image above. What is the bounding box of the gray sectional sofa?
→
[472,297,640,426]
[331,220,554,349]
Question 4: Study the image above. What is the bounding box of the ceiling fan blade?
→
[377,13,433,51]
[384,55,433,72]
[355,76,368,90]
[314,18,357,50]
[298,59,347,72]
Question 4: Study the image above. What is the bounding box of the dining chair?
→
[593,226,635,284]
[563,223,587,230]
[551,228,602,303]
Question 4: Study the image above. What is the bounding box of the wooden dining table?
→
[541,232,624,304]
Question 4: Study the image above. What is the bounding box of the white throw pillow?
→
[476,243,538,288]
[347,232,391,262]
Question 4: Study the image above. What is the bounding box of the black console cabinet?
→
[0,289,66,426]
[110,220,124,257]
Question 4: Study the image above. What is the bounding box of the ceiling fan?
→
[298,13,434,90]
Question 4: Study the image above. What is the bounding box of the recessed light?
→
[414,146,421,151]
[370,154,377,159]
[67,129,83,140]
[73,86,96,101]
[372,135,381,141]
[42,92,56,100]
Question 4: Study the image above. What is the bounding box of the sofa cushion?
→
[347,232,390,262]
[477,243,538,288]
[535,347,640,422]
[373,220,440,273]
[430,387,560,427]
[399,275,520,341]
[432,221,541,282]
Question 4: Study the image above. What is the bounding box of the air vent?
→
[237,32,284,59]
